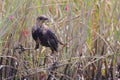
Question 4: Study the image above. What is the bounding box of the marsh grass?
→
[0,0,120,80]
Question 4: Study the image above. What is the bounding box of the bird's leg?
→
[35,43,39,50]
[35,38,39,50]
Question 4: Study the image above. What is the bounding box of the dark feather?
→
[32,25,58,52]
[40,30,58,52]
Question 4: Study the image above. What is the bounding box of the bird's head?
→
[36,15,49,26]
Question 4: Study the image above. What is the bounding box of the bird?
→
[32,15,63,54]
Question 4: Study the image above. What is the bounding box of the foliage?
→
[0,0,120,79]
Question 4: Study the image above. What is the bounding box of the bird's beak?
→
[44,17,51,22]
[44,17,49,20]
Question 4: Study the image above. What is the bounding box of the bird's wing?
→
[45,30,58,51]
[32,27,37,40]
[32,27,42,49]
[32,27,42,40]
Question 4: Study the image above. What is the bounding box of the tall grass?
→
[0,0,120,79]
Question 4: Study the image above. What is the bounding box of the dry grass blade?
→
[0,0,120,80]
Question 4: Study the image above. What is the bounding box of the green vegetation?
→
[0,0,120,79]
